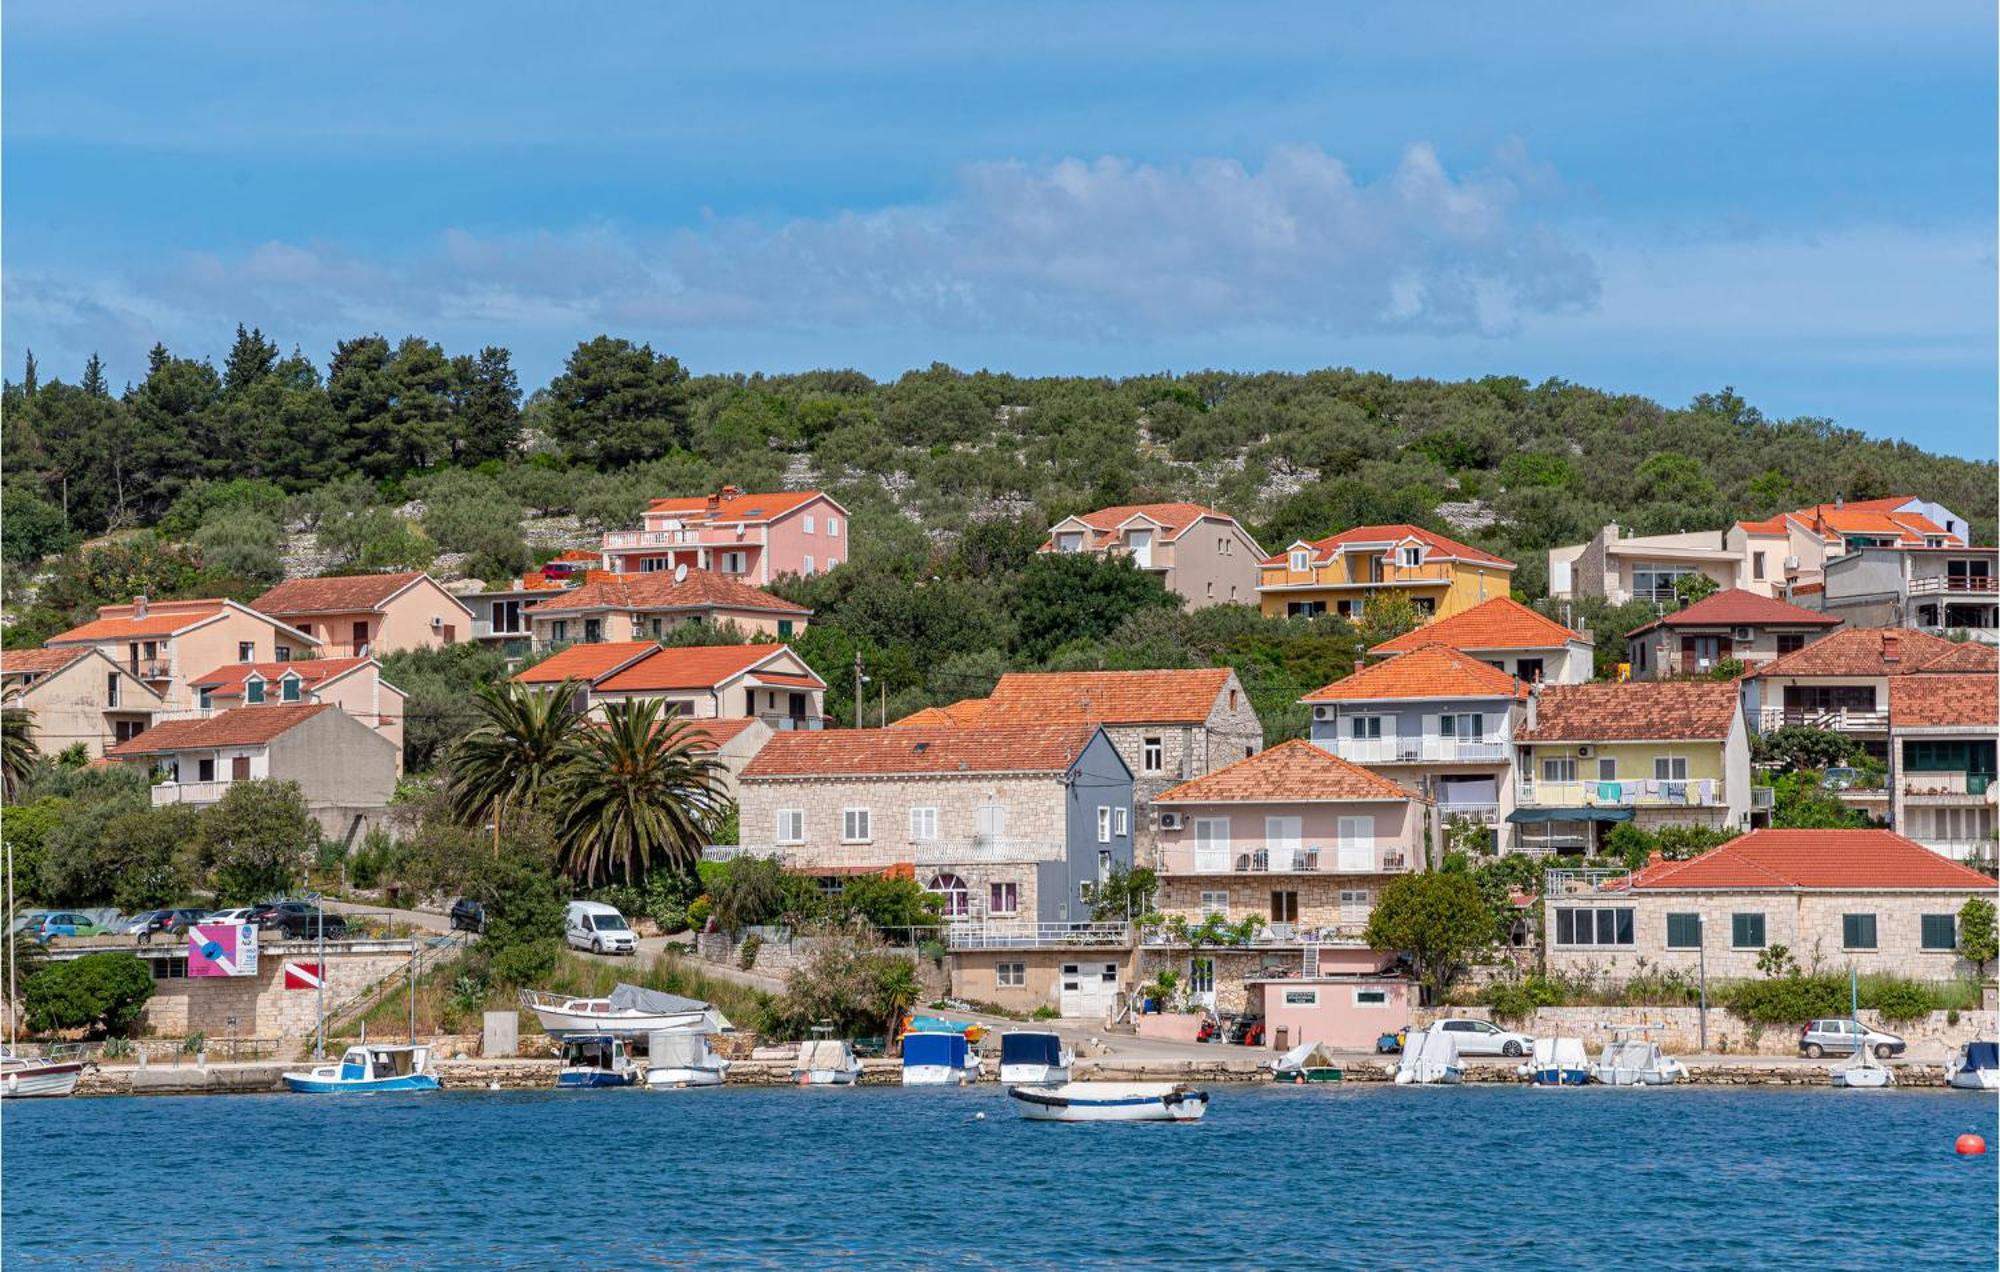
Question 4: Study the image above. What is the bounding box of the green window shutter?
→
[245,680,264,704]
[1842,913,1877,949]
[1921,914,1957,950]
[1732,913,1766,948]
[1666,913,1701,948]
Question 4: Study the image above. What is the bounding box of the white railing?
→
[1756,707,1888,733]
[1751,786,1776,810]
[1911,838,1998,865]
[1141,922,1369,948]
[1519,779,1721,809]
[1157,844,1406,874]
[151,780,233,807]
[153,707,218,722]
[1324,737,1510,764]
[1437,802,1502,826]
[1544,868,1631,896]
[915,839,1063,865]
[605,529,711,550]
[756,713,825,732]
[945,922,1131,950]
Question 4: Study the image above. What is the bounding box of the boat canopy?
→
[647,1030,707,1067]
[902,1032,970,1067]
[1273,1041,1333,1073]
[609,983,731,1031]
[1963,1041,1998,1072]
[908,1015,977,1036]
[1534,1037,1589,1069]
[798,1039,853,1070]
[1001,1032,1065,1067]
[1505,807,1635,824]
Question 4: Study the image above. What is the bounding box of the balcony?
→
[151,780,232,807]
[1902,775,1995,805]
[756,713,826,732]
[1544,868,1632,896]
[1751,786,1776,811]
[914,839,1064,865]
[1141,921,1371,948]
[1437,802,1502,826]
[1266,560,1457,590]
[1909,838,1997,866]
[605,528,715,550]
[1156,843,1408,875]
[945,921,1131,950]
[1757,707,1888,734]
[1518,778,1723,809]
[1908,575,1998,597]
[1326,736,1509,765]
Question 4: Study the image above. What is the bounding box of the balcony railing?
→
[1325,737,1509,764]
[1141,921,1370,948]
[1156,844,1409,875]
[1910,838,1998,865]
[1751,786,1776,810]
[1757,707,1888,734]
[154,707,218,722]
[1902,775,1995,802]
[151,780,233,807]
[1519,778,1722,809]
[756,713,825,732]
[1909,575,1998,596]
[945,922,1131,950]
[605,529,718,550]
[1544,868,1632,896]
[1438,802,1502,826]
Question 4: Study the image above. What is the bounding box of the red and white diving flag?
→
[284,961,323,991]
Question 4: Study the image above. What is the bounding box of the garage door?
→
[1059,960,1120,1019]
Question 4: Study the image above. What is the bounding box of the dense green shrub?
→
[1864,979,1937,1023]
[25,952,156,1036]
[1724,973,1848,1025]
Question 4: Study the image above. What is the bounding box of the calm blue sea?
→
[4,1085,1995,1269]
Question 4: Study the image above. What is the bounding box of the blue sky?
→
[6,2,1994,458]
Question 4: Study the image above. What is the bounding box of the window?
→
[1554,907,1635,946]
[803,514,815,534]
[1731,913,1767,949]
[802,555,814,576]
[975,804,1007,841]
[721,551,746,574]
[1752,551,1766,581]
[1270,891,1299,923]
[1515,658,1544,683]
[1542,757,1577,783]
[1289,550,1311,572]
[1338,888,1371,923]
[351,622,369,651]
[927,873,969,918]
[996,961,1025,988]
[777,620,794,639]
[1349,716,1383,740]
[1283,989,1319,1006]
[280,676,302,703]
[1336,816,1374,872]
[827,517,840,538]
[1776,633,1806,655]
[1654,756,1689,781]
[1842,913,1877,950]
[1199,890,1228,918]
[775,809,805,844]
[1441,713,1484,740]
[1353,988,1389,1007]
[1096,806,1112,843]
[1921,914,1957,950]
[551,620,568,643]
[1115,807,1129,836]
[841,808,872,843]
[989,883,1018,916]
[150,957,190,980]
[106,673,119,708]
[582,619,602,643]
[909,807,939,841]
[1142,736,1163,773]
[238,641,255,661]
[1666,913,1702,949]
[244,677,266,705]
[1400,545,1422,567]
[1597,757,1618,781]
[1412,597,1435,617]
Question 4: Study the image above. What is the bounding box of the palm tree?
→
[1,708,38,803]
[868,957,922,1056]
[552,701,726,886]
[445,681,587,842]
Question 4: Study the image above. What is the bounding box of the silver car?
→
[1799,1018,1904,1059]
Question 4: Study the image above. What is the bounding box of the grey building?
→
[1812,546,1998,645]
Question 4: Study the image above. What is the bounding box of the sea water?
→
[4,1084,1994,1268]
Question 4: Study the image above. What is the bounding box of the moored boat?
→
[901,1031,981,1086]
[556,1034,636,1088]
[1945,1041,2000,1091]
[282,1044,440,1094]
[1394,1026,1462,1085]
[1521,1037,1591,1086]
[644,1029,729,1089]
[522,984,728,1040]
[1269,1041,1342,1084]
[998,1031,1072,1086]
[1009,1081,1209,1122]
[0,1044,92,1099]
[1591,1028,1688,1087]
[792,1038,863,1086]
[1830,1056,1895,1088]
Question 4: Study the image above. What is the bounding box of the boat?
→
[900,1030,981,1086]
[998,1031,1073,1086]
[556,1034,636,1088]
[1591,1029,1688,1087]
[1393,1026,1462,1085]
[906,1015,987,1044]
[1009,1081,1209,1122]
[1520,1037,1591,1086]
[1828,970,1894,1089]
[0,1044,92,1099]
[792,1038,863,1086]
[1269,1041,1343,1084]
[1945,1041,2000,1091]
[522,984,730,1040]
[643,1029,729,1088]
[282,1044,440,1094]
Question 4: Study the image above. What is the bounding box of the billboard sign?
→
[187,923,259,978]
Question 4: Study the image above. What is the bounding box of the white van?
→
[565,901,638,956]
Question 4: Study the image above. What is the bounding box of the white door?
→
[1193,817,1231,871]
[1189,956,1216,1011]
[1060,961,1121,1018]
[1264,816,1302,871]
[1337,816,1375,872]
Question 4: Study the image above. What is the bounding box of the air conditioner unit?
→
[1312,706,1331,721]
[1783,556,1800,571]
[429,616,444,629]
[1733,627,1754,641]
[1576,745,1594,758]
[1159,812,1185,830]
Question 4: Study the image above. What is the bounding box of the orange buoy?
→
[1955,1134,1987,1156]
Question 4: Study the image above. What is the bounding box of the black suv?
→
[448,897,486,934]
[251,901,348,940]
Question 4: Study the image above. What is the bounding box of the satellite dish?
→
[673,563,688,583]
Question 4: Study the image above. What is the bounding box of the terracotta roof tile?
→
[743,725,1100,778]
[252,572,429,616]
[683,717,762,750]
[979,669,1234,725]
[1917,642,1998,674]
[1735,515,1793,535]
[48,600,232,643]
[106,703,334,756]
[891,698,995,728]
[643,488,833,525]
[1049,503,1249,549]
[1626,588,1842,637]
[0,648,92,676]
[1372,597,1585,654]
[1622,829,1992,891]
[523,570,810,617]
[191,657,374,697]
[1518,681,1738,742]
[1305,644,1527,703]
[1746,627,1977,679]
[513,642,663,685]
[1889,674,1999,729]
[597,645,819,693]
[1155,739,1418,804]
[1263,524,1514,569]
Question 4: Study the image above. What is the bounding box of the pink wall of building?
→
[1255,975,1411,1051]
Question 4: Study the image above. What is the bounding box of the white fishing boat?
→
[1591,1028,1688,1087]
[998,1031,1073,1086]
[1519,1037,1592,1086]
[522,984,729,1039]
[282,1044,441,1094]
[1394,1025,1462,1085]
[900,1031,982,1086]
[644,1029,729,1088]
[1945,1041,2000,1091]
[1269,1041,1343,1084]
[0,1044,92,1099]
[792,1038,863,1086]
[1008,1081,1209,1122]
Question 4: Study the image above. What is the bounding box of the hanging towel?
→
[1597,781,1623,803]
[1663,781,1687,803]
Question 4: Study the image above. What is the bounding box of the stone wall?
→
[140,943,415,1041]
[696,928,949,998]
[1415,1004,1997,1058]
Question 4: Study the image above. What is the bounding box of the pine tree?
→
[147,343,169,376]
[222,324,280,396]
[81,353,108,399]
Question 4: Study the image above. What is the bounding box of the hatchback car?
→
[1431,1017,1536,1057]
[204,907,259,925]
[1800,1019,1905,1060]
[33,911,100,940]
[448,897,486,934]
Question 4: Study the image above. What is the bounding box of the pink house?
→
[1251,949,1413,1051]
[600,486,850,585]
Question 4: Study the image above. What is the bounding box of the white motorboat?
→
[522,984,729,1039]
[0,1044,92,1099]
[283,1044,441,1094]
[1269,1041,1343,1083]
[792,1038,863,1086]
[557,1034,637,1089]
[1008,1081,1209,1122]
[998,1031,1073,1086]
[1394,1026,1463,1085]
[644,1029,729,1089]
[1827,974,1894,1089]
[901,1031,982,1086]
[1591,1029,1688,1087]
[1519,1037,1592,1086]
[1945,1041,2000,1091]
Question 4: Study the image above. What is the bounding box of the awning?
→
[1506,807,1635,824]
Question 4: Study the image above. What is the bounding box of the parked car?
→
[124,908,210,942]
[449,898,486,934]
[32,911,101,940]
[565,901,637,955]
[1800,1019,1905,1060]
[1430,1017,1536,1057]
[251,901,348,940]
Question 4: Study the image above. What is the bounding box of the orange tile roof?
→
[106,704,334,756]
[742,725,1100,779]
[1918,642,1999,674]
[553,549,601,563]
[0,648,92,677]
[1155,739,1418,804]
[643,488,832,525]
[1734,514,1793,535]
[1745,627,1977,679]
[980,669,1234,725]
[1304,643,1527,703]
[1618,829,1992,891]
[512,642,663,685]
[191,657,374,697]
[1784,500,1962,547]
[1889,674,1999,729]
[597,645,817,693]
[1048,502,1246,549]
[1626,588,1841,637]
[523,570,810,617]
[1372,597,1584,654]
[891,698,995,728]
[683,717,762,750]
[252,571,429,616]
[48,599,231,643]
[1518,681,1738,742]
[1264,524,1514,569]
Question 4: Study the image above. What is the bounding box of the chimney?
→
[133,594,148,619]
[1835,494,1844,510]
[1882,633,1901,664]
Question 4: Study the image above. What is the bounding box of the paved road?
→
[325,899,454,934]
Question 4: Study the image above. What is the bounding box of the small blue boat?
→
[282,1044,441,1094]
[1522,1037,1592,1086]
[901,1031,981,1086]
[557,1034,636,1088]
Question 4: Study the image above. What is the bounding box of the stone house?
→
[523,570,812,647]
[251,571,473,657]
[187,656,408,768]
[0,646,163,757]
[1741,626,1997,763]
[1544,829,1995,982]
[1041,502,1266,609]
[45,596,320,710]
[1625,588,1841,680]
[1369,596,1595,685]
[1888,674,1998,864]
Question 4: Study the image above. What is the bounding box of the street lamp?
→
[1697,912,1708,1053]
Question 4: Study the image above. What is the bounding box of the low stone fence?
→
[1414,1005,1997,1058]
[695,928,950,998]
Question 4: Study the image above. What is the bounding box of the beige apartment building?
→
[187,656,408,768]
[45,597,320,709]
[0,647,164,757]
[1042,502,1266,609]
[252,571,474,657]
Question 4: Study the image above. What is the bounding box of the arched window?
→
[927,873,970,919]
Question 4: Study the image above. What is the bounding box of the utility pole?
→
[880,678,887,729]
[853,651,864,731]
[1697,913,1708,1053]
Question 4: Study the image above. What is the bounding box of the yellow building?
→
[1257,524,1515,621]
